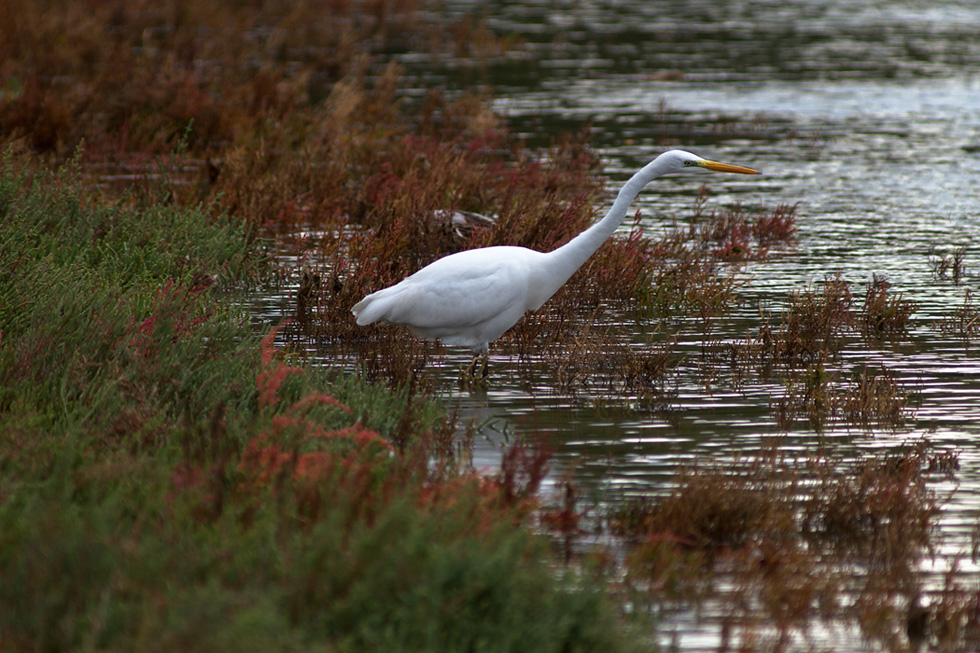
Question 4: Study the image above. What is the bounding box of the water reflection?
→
[442,0,980,85]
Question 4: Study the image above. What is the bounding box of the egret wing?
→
[379,260,527,330]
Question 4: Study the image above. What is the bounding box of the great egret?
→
[352,149,760,375]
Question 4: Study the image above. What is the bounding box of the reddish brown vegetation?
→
[935,288,980,340]
[0,0,502,156]
[239,324,547,522]
[611,441,956,649]
[713,273,919,429]
[0,0,803,396]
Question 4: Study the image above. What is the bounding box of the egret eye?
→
[684,160,696,166]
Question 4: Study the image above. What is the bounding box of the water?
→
[267,1,980,648]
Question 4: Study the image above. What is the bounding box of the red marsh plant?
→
[934,288,980,341]
[920,566,980,652]
[696,203,767,262]
[613,442,954,649]
[0,0,507,158]
[773,362,914,432]
[861,273,917,339]
[929,245,967,284]
[627,199,798,350]
[531,304,679,406]
[238,323,548,520]
[716,273,918,430]
[753,272,855,369]
[538,478,589,566]
[687,187,798,262]
[161,321,550,541]
[800,440,945,573]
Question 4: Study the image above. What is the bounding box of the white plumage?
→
[352,149,759,366]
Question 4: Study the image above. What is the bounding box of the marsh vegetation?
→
[3,1,980,651]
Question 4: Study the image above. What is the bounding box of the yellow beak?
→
[699,159,761,175]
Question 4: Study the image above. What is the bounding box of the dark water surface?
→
[267,1,980,648]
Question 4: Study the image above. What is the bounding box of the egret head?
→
[663,149,760,175]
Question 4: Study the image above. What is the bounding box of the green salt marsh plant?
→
[0,153,647,653]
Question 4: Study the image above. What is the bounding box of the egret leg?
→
[460,353,490,381]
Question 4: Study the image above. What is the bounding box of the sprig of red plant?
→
[241,322,393,488]
[127,280,211,359]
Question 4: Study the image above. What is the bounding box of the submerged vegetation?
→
[2,1,980,651]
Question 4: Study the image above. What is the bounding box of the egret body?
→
[352,150,759,371]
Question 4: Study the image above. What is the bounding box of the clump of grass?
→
[644,228,745,319]
[861,273,917,339]
[720,273,917,430]
[613,454,796,555]
[921,568,980,652]
[838,365,914,427]
[752,201,801,245]
[732,272,854,372]
[518,302,679,406]
[929,245,967,284]
[774,363,914,431]
[779,272,855,361]
[772,357,837,430]
[934,289,980,340]
[645,198,797,319]
[800,440,942,571]
[692,201,798,262]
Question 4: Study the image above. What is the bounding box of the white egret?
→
[352,149,760,375]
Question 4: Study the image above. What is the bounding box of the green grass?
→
[0,155,645,652]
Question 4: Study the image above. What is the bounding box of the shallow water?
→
[265,1,980,648]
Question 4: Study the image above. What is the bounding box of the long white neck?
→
[532,154,675,303]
